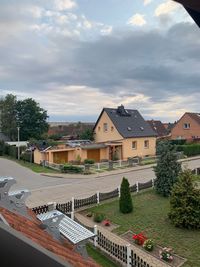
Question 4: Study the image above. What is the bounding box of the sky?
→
[0,0,199,122]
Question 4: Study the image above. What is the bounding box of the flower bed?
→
[121,230,186,267]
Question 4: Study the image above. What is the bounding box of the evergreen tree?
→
[119,177,133,214]
[0,94,17,140]
[80,128,94,141]
[154,141,181,197]
[169,169,200,229]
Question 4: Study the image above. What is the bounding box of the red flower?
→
[132,232,147,245]
[103,219,111,226]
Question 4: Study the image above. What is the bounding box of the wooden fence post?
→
[97,163,100,170]
[97,191,100,204]
[119,160,122,167]
[118,186,121,198]
[136,181,139,193]
[152,178,155,188]
[94,225,98,247]
[71,197,74,220]
[126,244,131,267]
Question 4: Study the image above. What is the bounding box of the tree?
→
[16,98,49,140]
[80,128,94,141]
[119,177,133,214]
[154,141,181,197]
[0,94,17,140]
[169,169,200,229]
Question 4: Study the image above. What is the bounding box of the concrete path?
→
[0,156,200,208]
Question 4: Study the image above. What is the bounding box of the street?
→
[0,157,200,207]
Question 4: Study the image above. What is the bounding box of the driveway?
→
[0,157,200,207]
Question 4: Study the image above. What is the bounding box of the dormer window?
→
[140,127,144,131]
[103,123,108,132]
[183,123,190,129]
[127,127,132,131]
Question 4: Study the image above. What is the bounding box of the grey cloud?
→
[0,1,200,115]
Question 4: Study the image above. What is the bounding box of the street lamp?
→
[17,127,20,160]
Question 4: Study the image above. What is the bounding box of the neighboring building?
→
[171,112,200,141]
[94,105,157,159]
[147,120,169,137]
[34,141,109,164]
[34,105,157,164]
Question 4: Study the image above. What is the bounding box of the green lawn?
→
[1,156,59,173]
[86,243,118,267]
[88,190,200,267]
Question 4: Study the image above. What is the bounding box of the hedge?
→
[176,144,200,157]
[61,164,84,173]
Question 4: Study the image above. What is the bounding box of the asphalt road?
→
[0,157,200,207]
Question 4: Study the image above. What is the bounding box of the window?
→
[111,126,114,131]
[183,123,190,129]
[98,126,101,131]
[144,140,149,149]
[103,123,108,132]
[132,141,137,150]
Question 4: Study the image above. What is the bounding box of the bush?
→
[169,169,200,229]
[93,213,105,223]
[61,164,84,173]
[0,141,5,156]
[119,177,133,214]
[20,151,34,163]
[84,159,95,164]
[176,144,200,157]
[143,239,154,251]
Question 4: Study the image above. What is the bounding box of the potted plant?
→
[159,247,173,262]
[143,239,154,251]
[102,219,111,226]
[132,232,147,245]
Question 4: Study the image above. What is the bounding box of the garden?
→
[86,189,200,267]
[83,142,200,267]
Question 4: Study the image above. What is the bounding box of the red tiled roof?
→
[188,112,200,126]
[0,207,99,267]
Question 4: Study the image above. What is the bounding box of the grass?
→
[1,156,59,173]
[86,243,118,267]
[87,189,200,267]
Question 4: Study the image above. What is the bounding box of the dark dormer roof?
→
[95,106,157,138]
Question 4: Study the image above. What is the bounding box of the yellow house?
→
[94,105,157,160]
[34,105,157,165]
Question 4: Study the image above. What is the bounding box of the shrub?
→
[133,233,147,245]
[176,144,200,157]
[169,169,200,229]
[0,141,5,156]
[143,239,154,251]
[119,177,133,214]
[84,159,95,164]
[93,213,105,223]
[61,164,84,173]
[159,247,173,262]
[154,141,181,197]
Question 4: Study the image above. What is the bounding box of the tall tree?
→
[169,169,200,229]
[16,98,49,140]
[154,141,181,197]
[80,128,94,141]
[0,94,17,140]
[119,177,133,214]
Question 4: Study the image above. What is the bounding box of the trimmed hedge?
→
[61,164,84,173]
[176,144,200,157]
[84,159,95,164]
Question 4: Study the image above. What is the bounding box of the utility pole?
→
[17,127,20,160]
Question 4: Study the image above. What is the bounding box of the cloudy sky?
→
[0,0,199,122]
